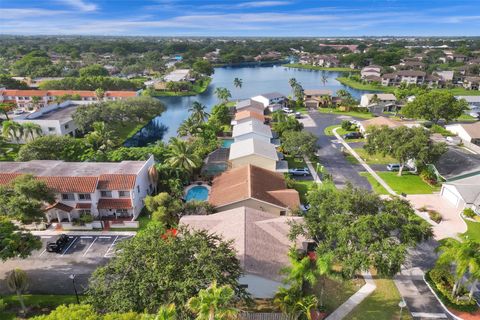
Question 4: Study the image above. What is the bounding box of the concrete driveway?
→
[407,194,467,240]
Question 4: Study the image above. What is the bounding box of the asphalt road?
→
[0,234,132,295]
[304,111,372,191]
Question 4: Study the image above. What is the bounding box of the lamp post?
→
[398,299,407,319]
[69,274,80,304]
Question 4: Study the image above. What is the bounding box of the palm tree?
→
[289,78,298,96]
[2,120,23,143]
[320,72,328,86]
[188,101,209,124]
[85,121,117,152]
[233,77,243,89]
[274,286,302,320]
[21,122,43,141]
[0,103,14,120]
[166,138,201,174]
[155,304,176,320]
[293,83,304,102]
[95,88,105,100]
[177,116,201,137]
[30,96,42,110]
[214,87,232,104]
[7,269,29,315]
[295,295,318,320]
[187,281,237,320]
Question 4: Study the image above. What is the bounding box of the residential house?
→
[208,164,300,215]
[163,69,192,82]
[440,175,480,214]
[456,96,480,116]
[232,119,273,143]
[359,93,397,112]
[229,138,279,171]
[180,207,306,297]
[361,65,381,79]
[398,61,425,70]
[433,148,480,181]
[0,89,137,109]
[358,116,403,133]
[235,99,265,114]
[446,53,468,63]
[303,89,332,108]
[463,77,480,91]
[381,70,426,86]
[252,92,287,112]
[231,110,265,126]
[0,156,156,224]
[318,44,359,53]
[434,71,455,83]
[312,55,339,67]
[445,122,480,150]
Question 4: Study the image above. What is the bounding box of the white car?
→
[282,107,293,114]
[13,109,25,115]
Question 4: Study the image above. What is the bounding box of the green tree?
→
[7,269,29,315]
[0,74,29,89]
[295,295,318,320]
[85,224,248,317]
[177,116,202,137]
[84,122,118,154]
[155,304,177,320]
[95,88,105,100]
[273,117,303,137]
[2,120,23,143]
[166,138,201,174]
[0,103,15,120]
[30,96,42,110]
[289,78,298,96]
[281,130,317,157]
[79,64,109,77]
[214,87,231,104]
[192,59,214,76]
[402,91,468,124]
[0,217,42,261]
[233,78,243,89]
[209,103,232,126]
[188,101,209,124]
[144,192,183,226]
[364,126,447,176]
[16,135,87,161]
[187,281,238,320]
[274,286,303,320]
[21,122,43,142]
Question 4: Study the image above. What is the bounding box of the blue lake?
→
[124,64,376,146]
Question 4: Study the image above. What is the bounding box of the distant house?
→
[361,65,381,79]
[446,53,468,63]
[312,55,339,67]
[232,110,265,125]
[398,61,425,70]
[359,93,397,112]
[229,138,279,171]
[358,116,403,133]
[318,43,359,53]
[440,175,480,214]
[434,71,455,83]
[163,69,192,82]
[445,122,480,147]
[208,165,300,215]
[463,77,480,91]
[235,99,265,114]
[252,92,287,112]
[303,89,332,108]
[232,119,273,143]
[180,206,306,297]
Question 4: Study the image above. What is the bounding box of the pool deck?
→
[184,182,211,201]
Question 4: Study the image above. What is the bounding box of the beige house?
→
[303,89,332,108]
[359,116,404,133]
[209,164,300,215]
[229,138,279,171]
[235,99,265,114]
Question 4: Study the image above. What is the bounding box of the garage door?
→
[442,187,460,207]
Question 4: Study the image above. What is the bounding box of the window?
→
[78,209,91,215]
[101,191,112,197]
[280,211,286,216]
[78,193,91,200]
[61,193,75,201]
[48,127,56,132]
[64,124,69,129]
[118,191,129,198]
[137,186,140,193]
[117,209,128,214]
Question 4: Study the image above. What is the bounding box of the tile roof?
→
[304,89,333,96]
[0,173,21,185]
[45,202,74,212]
[234,110,265,122]
[180,206,306,281]
[360,116,403,130]
[97,198,133,209]
[0,89,136,98]
[229,139,278,161]
[236,99,265,111]
[75,203,92,209]
[97,174,136,190]
[209,164,300,209]
[232,119,272,139]
[38,176,98,193]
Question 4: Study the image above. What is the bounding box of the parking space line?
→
[80,236,93,239]
[99,236,111,239]
[104,235,119,257]
[38,248,47,256]
[40,236,52,239]
[61,237,78,256]
[83,237,98,256]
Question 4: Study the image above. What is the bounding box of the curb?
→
[423,274,464,320]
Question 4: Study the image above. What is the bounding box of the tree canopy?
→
[281,130,318,157]
[79,64,109,77]
[0,217,42,261]
[16,135,87,162]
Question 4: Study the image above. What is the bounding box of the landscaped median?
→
[360,171,440,195]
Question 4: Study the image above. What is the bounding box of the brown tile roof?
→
[75,203,92,209]
[97,174,136,190]
[38,176,98,193]
[209,165,300,209]
[0,173,21,185]
[45,202,74,212]
[396,70,426,77]
[460,122,480,139]
[235,110,265,122]
[98,198,133,209]
[360,116,403,130]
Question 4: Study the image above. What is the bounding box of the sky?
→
[0,0,479,37]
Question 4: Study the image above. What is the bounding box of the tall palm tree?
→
[85,121,117,152]
[187,281,237,320]
[293,83,304,102]
[177,116,201,137]
[233,77,243,89]
[166,138,201,174]
[7,269,29,315]
[214,87,232,104]
[95,88,105,100]
[188,101,209,124]
[155,304,176,320]
[2,120,23,143]
[295,295,318,320]
[320,72,328,86]
[21,122,43,141]
[289,78,297,96]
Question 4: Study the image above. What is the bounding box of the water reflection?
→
[123,118,168,147]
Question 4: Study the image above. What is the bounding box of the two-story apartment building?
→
[232,119,273,143]
[252,92,287,112]
[0,156,156,225]
[381,70,427,86]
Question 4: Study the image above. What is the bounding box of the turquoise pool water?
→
[185,185,209,202]
[221,139,234,148]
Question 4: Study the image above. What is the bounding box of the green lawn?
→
[293,180,316,203]
[360,172,389,195]
[345,277,412,320]
[283,63,359,73]
[285,155,307,168]
[318,108,374,119]
[318,276,365,314]
[152,77,212,97]
[0,143,21,161]
[377,172,440,194]
[115,121,151,142]
[354,148,396,165]
[464,219,480,242]
[0,294,77,319]
[457,114,478,122]
[336,77,394,92]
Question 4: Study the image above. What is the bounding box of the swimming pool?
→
[221,139,234,148]
[185,185,209,202]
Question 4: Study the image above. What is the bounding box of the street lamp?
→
[398,299,407,319]
[69,274,80,304]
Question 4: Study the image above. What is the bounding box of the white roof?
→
[363,93,397,101]
[229,139,279,161]
[255,92,286,100]
[236,99,265,111]
[164,69,190,82]
[456,96,480,104]
[232,119,272,139]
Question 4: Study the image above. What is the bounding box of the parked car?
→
[46,234,70,253]
[295,112,302,119]
[282,107,293,114]
[446,136,462,145]
[289,167,310,176]
[13,109,25,115]
[343,132,362,139]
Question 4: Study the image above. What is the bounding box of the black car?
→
[46,234,70,253]
[343,132,362,139]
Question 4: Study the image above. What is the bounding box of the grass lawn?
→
[0,143,21,161]
[115,121,151,142]
[318,108,374,119]
[0,294,77,319]
[377,172,440,194]
[360,172,389,195]
[317,276,365,314]
[336,77,394,93]
[152,77,212,97]
[457,114,478,122]
[345,153,360,165]
[293,180,316,203]
[345,276,412,320]
[463,219,480,242]
[324,125,354,136]
[285,155,307,168]
[354,148,396,165]
[283,63,360,73]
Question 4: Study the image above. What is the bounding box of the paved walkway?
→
[304,156,322,184]
[325,272,376,320]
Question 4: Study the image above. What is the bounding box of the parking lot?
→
[0,234,134,295]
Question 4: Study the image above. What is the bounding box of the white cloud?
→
[236,1,293,8]
[57,0,97,12]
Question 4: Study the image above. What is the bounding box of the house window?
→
[78,209,91,215]
[118,191,129,198]
[137,186,140,193]
[78,193,91,200]
[48,127,56,132]
[64,124,69,129]
[117,209,128,214]
[101,191,112,198]
[280,211,286,216]
[61,193,75,201]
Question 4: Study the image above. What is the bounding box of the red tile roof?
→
[235,110,265,122]
[75,203,92,209]
[0,89,136,98]
[0,173,21,185]
[37,176,98,193]
[45,202,74,212]
[97,174,136,190]
[98,198,133,209]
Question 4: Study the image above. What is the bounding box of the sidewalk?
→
[304,156,322,184]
